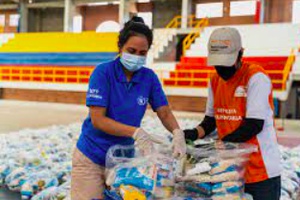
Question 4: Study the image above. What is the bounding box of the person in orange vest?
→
[184,27,281,200]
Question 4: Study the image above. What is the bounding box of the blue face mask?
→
[120,52,146,72]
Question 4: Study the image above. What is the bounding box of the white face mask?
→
[120,52,146,72]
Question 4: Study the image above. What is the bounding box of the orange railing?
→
[0,66,94,84]
[166,15,202,29]
[281,49,296,89]
[182,18,209,56]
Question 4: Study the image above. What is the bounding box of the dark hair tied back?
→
[118,16,153,50]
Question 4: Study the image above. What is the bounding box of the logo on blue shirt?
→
[137,96,148,106]
[87,88,103,99]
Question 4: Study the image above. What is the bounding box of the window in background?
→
[137,0,150,2]
[137,12,153,29]
[0,15,5,26]
[230,1,257,17]
[9,14,19,27]
[292,0,300,23]
[73,15,83,33]
[0,15,4,33]
[196,3,224,18]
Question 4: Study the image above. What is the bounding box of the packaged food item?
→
[212,193,242,200]
[31,180,70,200]
[21,171,59,200]
[176,182,212,197]
[176,174,211,183]
[154,186,174,199]
[176,139,257,199]
[186,162,211,176]
[120,185,147,200]
[5,167,28,191]
[111,165,157,192]
[209,158,247,175]
[211,171,242,183]
[30,187,58,200]
[105,144,175,200]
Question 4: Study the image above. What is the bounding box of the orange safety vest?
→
[211,62,278,183]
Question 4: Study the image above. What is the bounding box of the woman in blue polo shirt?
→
[71,17,186,200]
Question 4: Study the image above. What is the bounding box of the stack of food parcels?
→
[280,145,300,200]
[0,117,299,200]
[0,124,78,200]
[104,143,176,200]
[175,139,257,200]
[104,137,257,200]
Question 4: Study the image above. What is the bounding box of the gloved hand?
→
[133,128,155,156]
[172,129,187,159]
[183,128,199,142]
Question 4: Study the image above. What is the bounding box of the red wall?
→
[80,5,119,31]
[80,3,153,31]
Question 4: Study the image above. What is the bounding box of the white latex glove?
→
[172,129,187,159]
[133,128,155,156]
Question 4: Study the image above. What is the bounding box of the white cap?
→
[207,27,242,66]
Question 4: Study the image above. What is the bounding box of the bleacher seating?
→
[163,24,299,92]
[0,32,118,52]
[163,56,291,90]
[0,32,118,84]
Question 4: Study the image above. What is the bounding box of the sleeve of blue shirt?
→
[149,72,168,111]
[86,66,110,107]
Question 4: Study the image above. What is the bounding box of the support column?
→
[181,0,191,28]
[64,0,75,32]
[296,88,300,119]
[119,0,130,27]
[259,0,265,24]
[19,0,28,32]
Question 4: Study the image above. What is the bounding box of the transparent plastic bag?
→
[106,145,141,169]
[5,167,28,191]
[176,140,257,199]
[30,187,58,200]
[242,193,253,200]
[17,151,45,167]
[175,182,212,198]
[51,162,72,185]
[188,140,258,161]
[105,144,175,200]
[31,179,70,200]
[212,181,243,193]
[0,123,79,199]
[0,160,19,186]
[105,157,158,199]
[211,192,242,200]
[20,171,59,200]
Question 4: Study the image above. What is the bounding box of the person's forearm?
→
[157,107,180,133]
[160,112,180,133]
[200,116,217,136]
[222,118,264,143]
[92,116,137,137]
[195,126,206,139]
[184,116,215,141]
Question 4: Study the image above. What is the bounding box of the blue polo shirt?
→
[77,58,168,166]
